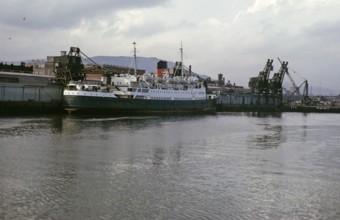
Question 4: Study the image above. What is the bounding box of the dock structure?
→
[2,52,340,114]
[215,59,287,112]
[214,58,340,113]
[216,92,281,112]
[0,71,63,114]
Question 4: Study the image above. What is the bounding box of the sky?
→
[1,0,340,93]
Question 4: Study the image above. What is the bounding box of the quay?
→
[1,50,339,115]
[0,71,63,114]
[2,70,339,114]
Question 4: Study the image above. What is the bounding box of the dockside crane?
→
[277,57,301,95]
[269,60,288,96]
[248,59,274,94]
[301,80,309,97]
[298,79,310,104]
[277,57,310,104]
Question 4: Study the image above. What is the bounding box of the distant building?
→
[0,62,33,74]
[25,59,46,75]
[44,51,68,76]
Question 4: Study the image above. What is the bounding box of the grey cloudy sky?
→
[1,0,340,92]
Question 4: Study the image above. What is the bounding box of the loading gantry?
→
[248,59,274,95]
[269,60,288,96]
[54,47,86,85]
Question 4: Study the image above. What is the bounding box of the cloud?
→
[0,0,171,60]
[303,19,340,41]
[1,0,340,92]
[177,0,340,91]
[245,0,279,14]
[0,0,170,30]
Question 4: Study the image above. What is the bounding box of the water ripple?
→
[1,113,340,219]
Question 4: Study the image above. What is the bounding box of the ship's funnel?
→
[156,60,168,78]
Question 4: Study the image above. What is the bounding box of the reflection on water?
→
[1,113,340,219]
[249,124,283,149]
[0,117,62,137]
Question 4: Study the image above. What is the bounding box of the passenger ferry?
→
[63,44,216,114]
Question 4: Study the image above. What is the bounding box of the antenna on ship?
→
[133,42,137,76]
[180,42,184,78]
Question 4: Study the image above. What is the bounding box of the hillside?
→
[85,56,175,74]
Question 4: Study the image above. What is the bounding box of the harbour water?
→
[1,112,340,220]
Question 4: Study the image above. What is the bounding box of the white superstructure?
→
[64,73,208,101]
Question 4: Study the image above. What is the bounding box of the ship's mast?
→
[133,42,137,76]
[180,42,184,78]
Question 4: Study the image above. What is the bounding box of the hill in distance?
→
[86,56,175,74]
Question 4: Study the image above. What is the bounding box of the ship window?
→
[67,85,76,90]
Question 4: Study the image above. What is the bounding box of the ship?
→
[62,44,217,114]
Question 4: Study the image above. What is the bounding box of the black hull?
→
[63,95,216,115]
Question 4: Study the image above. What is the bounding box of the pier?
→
[1,50,340,115]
